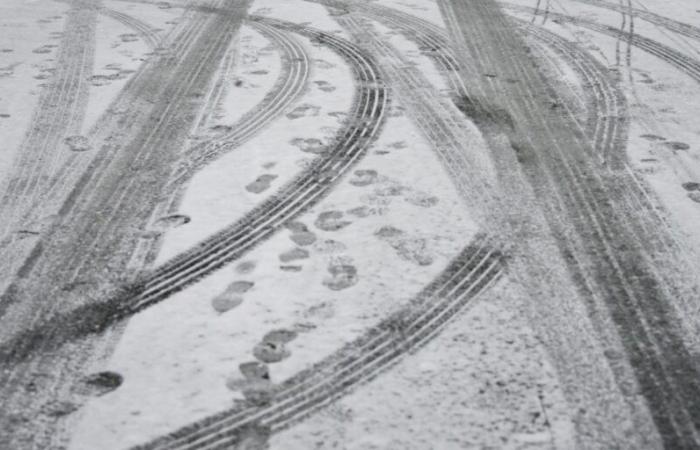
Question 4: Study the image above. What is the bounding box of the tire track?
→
[133,235,502,450]
[0,0,99,239]
[571,0,700,43]
[0,2,199,301]
[129,21,311,270]
[345,2,627,167]
[127,14,507,447]
[115,18,386,316]
[301,7,659,447]
[100,7,162,49]
[437,0,700,446]
[161,20,310,216]
[374,1,699,346]
[503,3,700,84]
[0,3,251,448]
[0,18,385,366]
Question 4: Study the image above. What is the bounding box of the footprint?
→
[83,371,123,396]
[280,265,302,272]
[43,401,78,418]
[227,361,273,405]
[253,341,290,363]
[286,103,320,120]
[346,206,372,218]
[32,45,54,54]
[119,33,139,43]
[315,211,351,231]
[349,169,378,187]
[286,221,308,233]
[375,225,403,239]
[154,214,190,229]
[229,280,254,293]
[64,135,91,152]
[279,247,309,263]
[246,174,277,194]
[664,141,690,151]
[689,192,700,204]
[263,329,298,344]
[313,239,347,254]
[323,263,358,291]
[290,230,316,246]
[682,182,700,192]
[374,181,406,197]
[236,261,256,274]
[303,301,335,320]
[404,191,439,208]
[211,281,247,313]
[313,59,335,69]
[290,137,325,154]
[375,226,434,266]
[211,295,243,313]
[640,134,666,142]
[314,80,336,92]
[88,74,124,87]
[239,361,270,380]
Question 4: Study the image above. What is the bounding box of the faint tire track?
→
[129,21,311,270]
[437,0,700,446]
[503,3,700,84]
[161,20,310,215]
[571,0,700,42]
[0,18,386,366]
[114,18,387,317]
[0,0,100,239]
[0,2,252,448]
[133,235,503,450]
[100,7,162,49]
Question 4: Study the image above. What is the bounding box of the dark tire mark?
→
[0,3,252,448]
[132,236,502,450]
[439,1,700,446]
[151,21,310,222]
[0,19,387,366]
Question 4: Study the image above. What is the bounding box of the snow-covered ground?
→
[0,0,68,181]
[2,0,700,448]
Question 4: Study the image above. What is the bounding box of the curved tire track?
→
[0,3,252,448]
[158,20,310,215]
[100,7,162,49]
[118,19,387,315]
[0,18,386,364]
[133,235,502,450]
[503,3,700,84]
[128,21,311,270]
[571,0,700,42]
[0,0,100,238]
[438,0,700,446]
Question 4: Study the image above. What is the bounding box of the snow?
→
[2,0,700,447]
[0,0,68,183]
